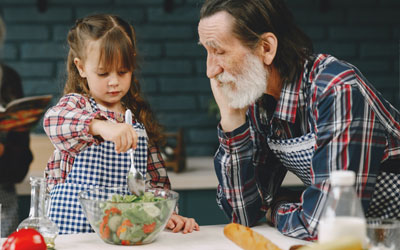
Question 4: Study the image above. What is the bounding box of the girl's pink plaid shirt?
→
[43,93,171,191]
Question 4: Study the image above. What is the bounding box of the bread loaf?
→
[223,223,283,250]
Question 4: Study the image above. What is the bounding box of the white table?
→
[51,224,308,250]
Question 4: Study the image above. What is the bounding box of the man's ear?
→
[258,32,277,66]
[73,58,86,78]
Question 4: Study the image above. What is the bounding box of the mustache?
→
[211,53,268,109]
[216,72,236,83]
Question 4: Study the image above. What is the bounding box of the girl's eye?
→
[98,72,108,77]
[119,70,131,75]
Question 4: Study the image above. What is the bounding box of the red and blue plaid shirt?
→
[214,54,400,240]
[43,93,171,191]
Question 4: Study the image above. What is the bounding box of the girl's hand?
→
[89,119,138,153]
[166,214,200,234]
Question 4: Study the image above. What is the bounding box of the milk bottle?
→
[318,170,367,247]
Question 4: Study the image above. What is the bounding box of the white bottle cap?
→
[330,170,355,186]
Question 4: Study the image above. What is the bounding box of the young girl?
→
[44,14,199,235]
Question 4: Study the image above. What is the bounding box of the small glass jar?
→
[17,177,58,249]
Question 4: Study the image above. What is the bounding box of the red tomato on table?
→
[2,228,46,250]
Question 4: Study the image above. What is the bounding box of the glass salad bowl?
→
[79,187,178,245]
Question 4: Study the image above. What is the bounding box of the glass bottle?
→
[318,170,367,248]
[18,177,58,249]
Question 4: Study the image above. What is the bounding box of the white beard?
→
[216,53,268,109]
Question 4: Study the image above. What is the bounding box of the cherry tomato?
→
[2,228,46,250]
[142,222,156,234]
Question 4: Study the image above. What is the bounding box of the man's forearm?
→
[217,185,265,227]
[214,135,265,226]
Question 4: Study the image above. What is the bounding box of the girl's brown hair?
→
[64,14,164,145]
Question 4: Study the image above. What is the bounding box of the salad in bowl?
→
[79,187,178,245]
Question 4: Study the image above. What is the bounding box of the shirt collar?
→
[273,54,320,123]
[272,57,315,123]
[89,97,125,123]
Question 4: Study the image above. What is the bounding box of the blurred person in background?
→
[0,16,33,237]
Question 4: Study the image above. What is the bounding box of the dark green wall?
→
[1,0,399,157]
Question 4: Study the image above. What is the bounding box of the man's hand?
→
[89,119,138,153]
[210,79,247,132]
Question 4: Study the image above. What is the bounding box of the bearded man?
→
[198,0,400,240]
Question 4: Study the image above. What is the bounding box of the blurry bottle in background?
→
[17,177,58,249]
[318,170,367,248]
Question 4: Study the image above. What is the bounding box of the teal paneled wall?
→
[1,0,399,157]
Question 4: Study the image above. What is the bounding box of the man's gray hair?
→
[199,0,313,83]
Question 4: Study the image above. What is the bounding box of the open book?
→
[0,94,53,131]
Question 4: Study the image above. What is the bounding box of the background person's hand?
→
[210,78,247,132]
[166,213,200,234]
[0,142,4,157]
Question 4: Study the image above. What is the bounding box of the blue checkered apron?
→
[48,100,148,234]
[267,133,315,186]
[267,133,400,219]
[365,171,400,219]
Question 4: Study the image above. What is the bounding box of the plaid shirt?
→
[43,93,171,191]
[215,54,400,240]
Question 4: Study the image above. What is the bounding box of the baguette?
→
[224,223,283,250]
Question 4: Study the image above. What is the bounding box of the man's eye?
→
[216,50,224,55]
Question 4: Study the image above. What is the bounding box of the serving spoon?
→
[125,109,145,196]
